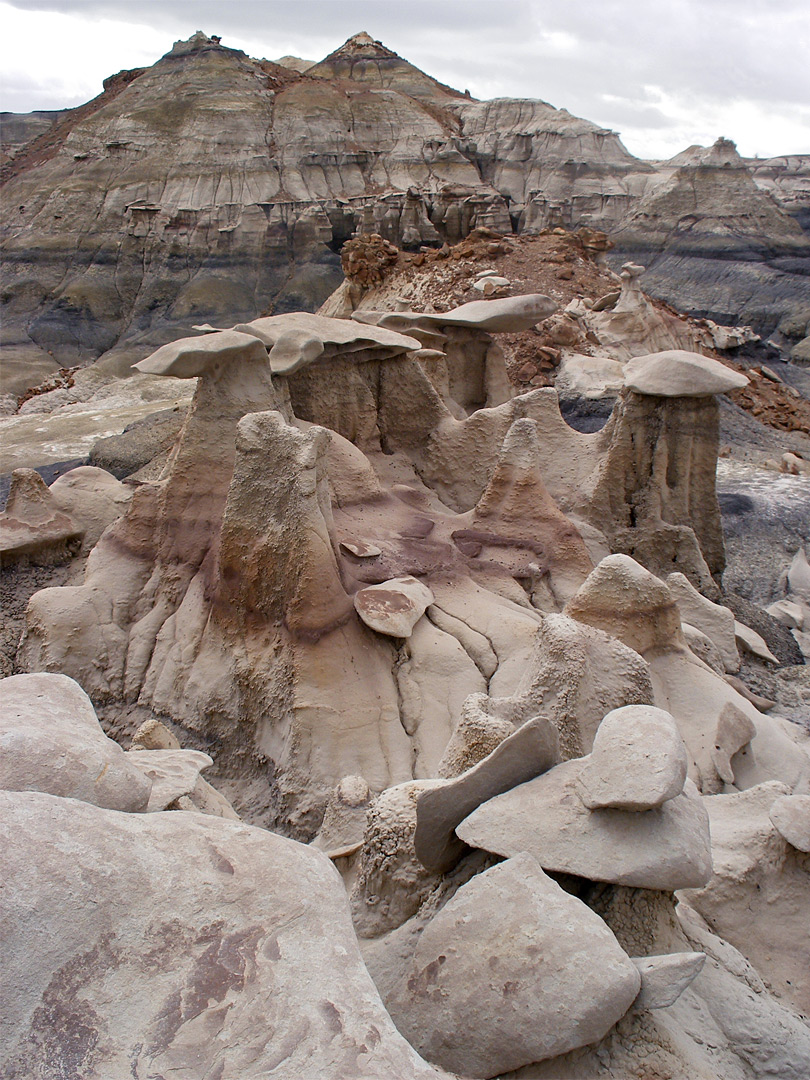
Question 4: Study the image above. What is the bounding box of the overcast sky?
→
[1,0,808,160]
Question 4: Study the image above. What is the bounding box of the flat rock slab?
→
[457,758,712,890]
[355,293,557,333]
[135,329,268,378]
[624,350,749,396]
[127,748,214,811]
[414,717,560,872]
[235,311,420,357]
[577,705,688,811]
[0,790,448,1080]
[354,575,434,637]
[0,673,152,813]
[769,794,810,852]
[386,853,640,1077]
[734,620,779,664]
[633,952,706,1009]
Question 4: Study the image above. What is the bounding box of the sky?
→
[1,0,809,160]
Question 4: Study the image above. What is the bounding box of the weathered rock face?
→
[610,139,810,331]
[0,789,449,1080]
[3,35,808,384]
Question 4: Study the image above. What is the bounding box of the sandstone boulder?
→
[577,704,688,811]
[126,747,214,812]
[385,853,640,1077]
[769,793,810,852]
[0,673,151,813]
[457,759,712,890]
[354,575,434,637]
[0,789,448,1080]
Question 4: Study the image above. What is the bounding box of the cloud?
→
[2,0,808,157]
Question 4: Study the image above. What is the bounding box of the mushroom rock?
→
[0,673,152,813]
[413,717,560,873]
[0,469,84,567]
[469,417,594,607]
[576,705,689,811]
[632,952,707,1009]
[354,294,556,417]
[384,853,641,1077]
[565,554,684,656]
[20,328,283,703]
[682,782,810,1015]
[769,794,810,852]
[457,761,712,891]
[234,310,421,359]
[666,571,740,672]
[0,789,449,1080]
[586,379,727,593]
[134,327,269,378]
[623,350,749,397]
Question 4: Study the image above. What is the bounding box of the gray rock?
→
[0,673,152,812]
[632,952,707,1009]
[577,705,688,811]
[134,329,268,378]
[624,350,749,396]
[0,789,448,1080]
[414,717,559,872]
[386,853,640,1077]
[457,759,712,890]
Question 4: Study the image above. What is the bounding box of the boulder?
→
[0,789,448,1080]
[632,952,707,1009]
[354,576,434,637]
[769,794,810,852]
[566,554,683,655]
[623,350,749,397]
[414,717,560,872]
[577,704,688,811]
[457,759,712,890]
[385,853,640,1077]
[0,673,152,813]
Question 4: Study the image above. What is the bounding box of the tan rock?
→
[354,575,434,637]
[0,469,83,567]
[734,620,779,664]
[577,705,688,811]
[712,702,757,785]
[0,673,151,813]
[134,329,268,377]
[632,952,706,1009]
[769,793,810,852]
[0,789,448,1080]
[126,747,214,812]
[385,853,640,1076]
[666,571,739,672]
[457,760,712,890]
[414,717,559,873]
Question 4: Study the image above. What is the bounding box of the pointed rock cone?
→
[469,417,593,606]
